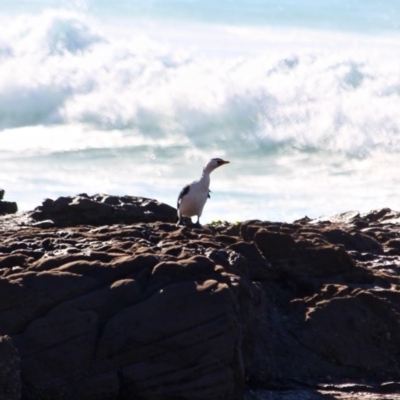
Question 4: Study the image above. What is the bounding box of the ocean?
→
[1,0,400,223]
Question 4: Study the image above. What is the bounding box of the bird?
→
[177,158,230,227]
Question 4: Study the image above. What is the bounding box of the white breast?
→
[178,181,209,217]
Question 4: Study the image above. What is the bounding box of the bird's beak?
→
[219,160,230,165]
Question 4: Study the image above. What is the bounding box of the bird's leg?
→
[176,216,184,227]
[194,216,201,228]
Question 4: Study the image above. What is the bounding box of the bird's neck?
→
[199,169,211,188]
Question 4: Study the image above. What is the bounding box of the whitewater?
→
[1,1,400,223]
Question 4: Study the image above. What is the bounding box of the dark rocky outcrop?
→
[1,198,400,399]
[28,193,177,226]
[0,189,17,216]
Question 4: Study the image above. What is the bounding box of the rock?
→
[0,203,399,398]
[29,193,177,226]
[254,228,355,278]
[0,202,17,216]
[0,189,18,216]
[298,293,400,369]
[322,229,383,254]
[0,335,21,400]
[32,219,55,228]
[95,280,242,399]
[386,239,400,251]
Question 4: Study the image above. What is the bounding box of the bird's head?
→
[204,158,230,173]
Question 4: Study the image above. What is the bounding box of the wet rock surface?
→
[1,198,400,399]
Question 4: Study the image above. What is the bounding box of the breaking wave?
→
[0,9,400,159]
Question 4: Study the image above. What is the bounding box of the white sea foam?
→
[1,10,400,155]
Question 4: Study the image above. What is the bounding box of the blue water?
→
[5,1,400,33]
[1,1,400,223]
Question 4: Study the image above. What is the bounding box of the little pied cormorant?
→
[177,158,230,226]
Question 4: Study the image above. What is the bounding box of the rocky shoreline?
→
[1,194,400,399]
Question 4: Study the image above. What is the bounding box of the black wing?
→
[208,189,211,199]
[177,184,190,208]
